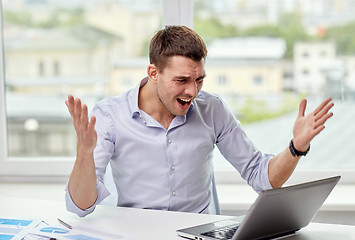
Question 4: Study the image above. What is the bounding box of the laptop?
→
[177,175,340,240]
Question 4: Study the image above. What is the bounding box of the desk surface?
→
[1,197,355,240]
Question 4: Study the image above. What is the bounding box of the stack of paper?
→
[1,217,132,240]
[0,217,42,240]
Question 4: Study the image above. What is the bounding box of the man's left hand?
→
[292,98,334,152]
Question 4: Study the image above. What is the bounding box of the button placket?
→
[167,137,175,173]
[166,133,177,201]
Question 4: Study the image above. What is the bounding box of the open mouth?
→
[177,97,192,108]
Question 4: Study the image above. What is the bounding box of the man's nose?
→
[185,81,198,97]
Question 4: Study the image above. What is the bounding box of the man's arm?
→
[65,95,98,210]
[268,98,334,188]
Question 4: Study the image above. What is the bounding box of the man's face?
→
[155,56,206,117]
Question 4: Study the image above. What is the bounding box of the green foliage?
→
[194,17,240,43]
[195,12,312,59]
[276,13,310,58]
[37,8,84,28]
[238,99,275,124]
[233,94,303,125]
[3,8,84,28]
[3,10,33,27]
[242,24,281,37]
[322,21,355,55]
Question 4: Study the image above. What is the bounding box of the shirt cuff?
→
[64,179,110,217]
[262,153,274,191]
[251,153,274,193]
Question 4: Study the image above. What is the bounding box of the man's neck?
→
[138,80,174,129]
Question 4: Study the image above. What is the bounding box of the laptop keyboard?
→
[201,225,239,240]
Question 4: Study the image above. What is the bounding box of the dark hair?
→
[149,25,207,71]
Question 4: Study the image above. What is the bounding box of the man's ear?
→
[147,64,158,83]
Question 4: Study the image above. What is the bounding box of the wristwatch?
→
[289,139,310,157]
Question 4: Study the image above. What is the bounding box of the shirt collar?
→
[130,77,148,118]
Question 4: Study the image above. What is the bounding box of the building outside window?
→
[217,75,227,86]
[38,61,44,76]
[53,60,60,76]
[252,75,264,86]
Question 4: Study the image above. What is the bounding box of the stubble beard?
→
[156,87,187,117]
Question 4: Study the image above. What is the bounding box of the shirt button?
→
[172,191,176,196]
[168,139,172,143]
[171,165,175,170]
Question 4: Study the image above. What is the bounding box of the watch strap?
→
[289,139,310,157]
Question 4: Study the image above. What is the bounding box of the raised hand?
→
[292,98,334,152]
[65,95,97,153]
[65,95,98,210]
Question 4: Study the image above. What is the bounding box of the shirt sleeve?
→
[64,102,114,217]
[214,98,273,193]
[64,179,110,217]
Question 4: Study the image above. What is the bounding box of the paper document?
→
[24,220,132,240]
[0,217,42,240]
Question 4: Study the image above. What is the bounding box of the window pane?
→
[3,0,161,157]
[194,0,355,170]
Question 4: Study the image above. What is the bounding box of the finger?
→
[81,104,89,128]
[73,98,83,129]
[311,125,326,139]
[313,97,332,116]
[298,99,307,117]
[315,101,334,122]
[74,98,82,119]
[315,112,333,129]
[88,116,96,132]
[67,95,75,105]
[88,116,97,140]
[65,95,75,115]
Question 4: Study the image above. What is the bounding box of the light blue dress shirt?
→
[65,78,273,217]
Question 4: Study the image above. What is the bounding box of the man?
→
[65,26,334,217]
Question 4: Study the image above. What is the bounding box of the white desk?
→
[1,197,355,240]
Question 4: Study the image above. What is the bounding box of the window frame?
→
[0,0,73,181]
[0,0,354,185]
[0,0,7,177]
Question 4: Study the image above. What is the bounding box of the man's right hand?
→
[65,95,97,152]
[65,95,98,210]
